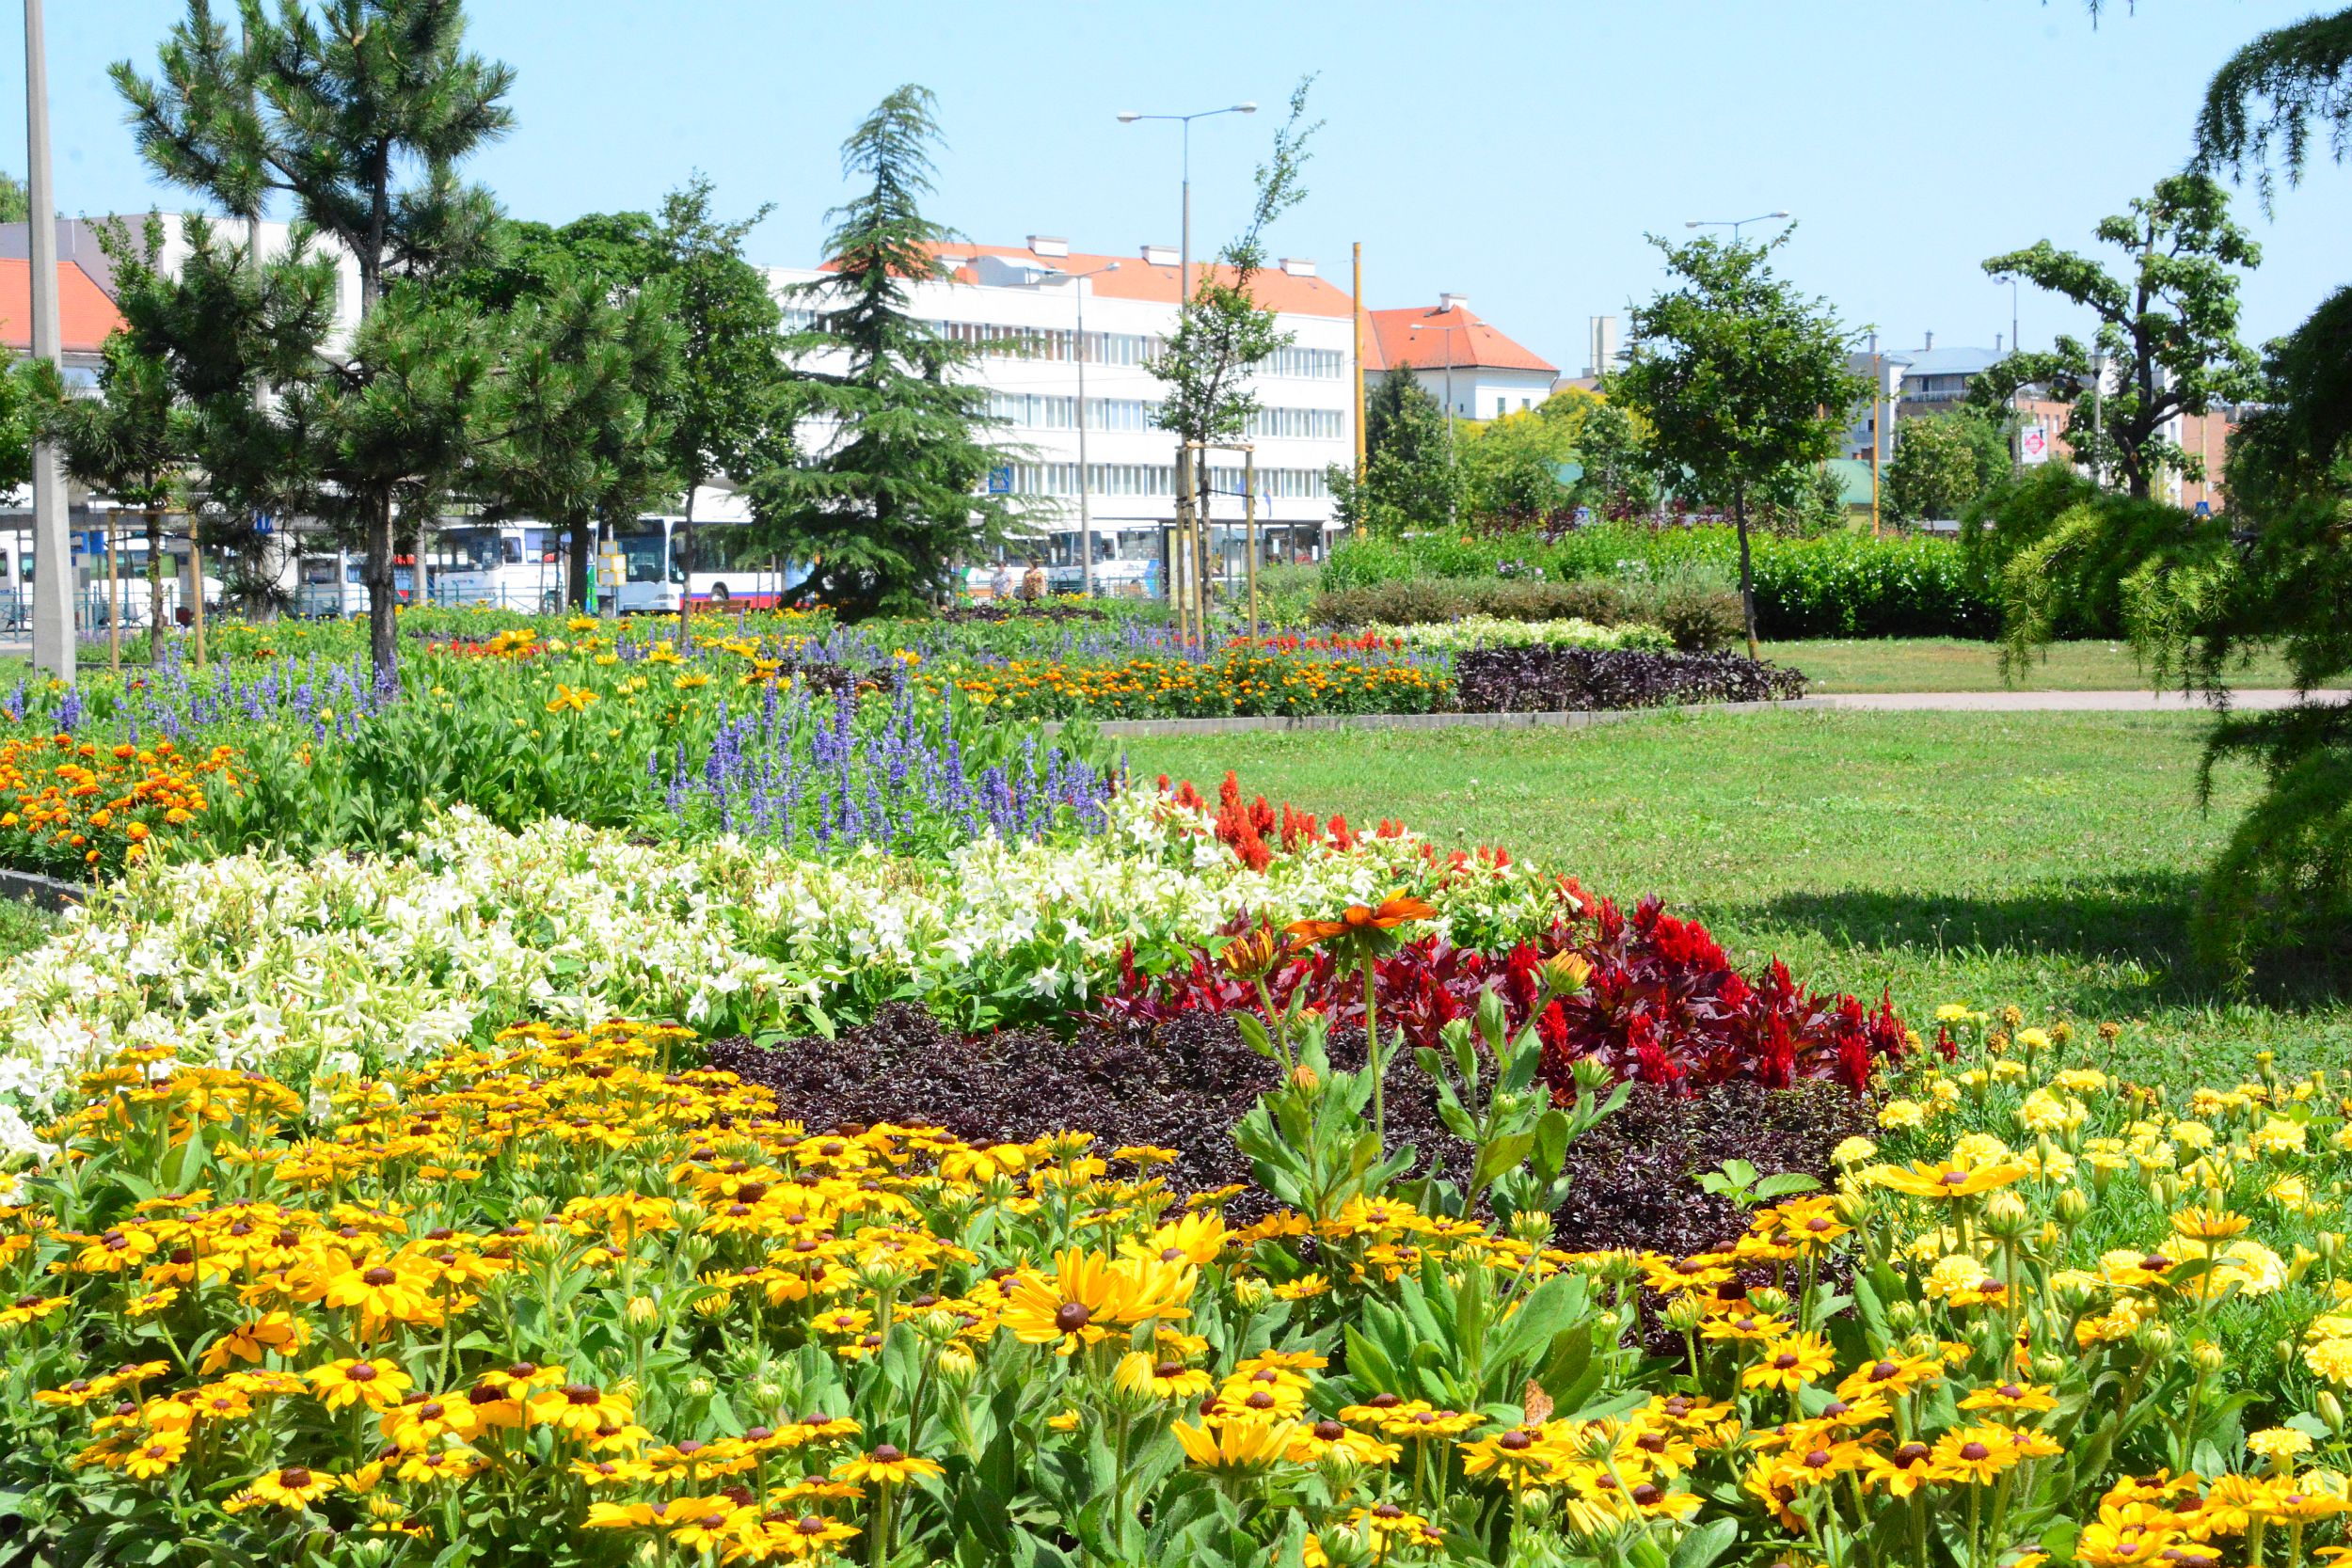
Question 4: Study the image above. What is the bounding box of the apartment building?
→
[1363,295,1558,421]
[767,235,1358,593]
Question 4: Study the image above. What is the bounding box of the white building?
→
[765,235,1359,593]
[1364,295,1558,422]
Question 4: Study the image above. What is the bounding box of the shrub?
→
[1314,577,1640,630]
[1321,523,2003,639]
[1451,645,1806,711]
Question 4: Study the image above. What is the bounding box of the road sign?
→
[987,466,1012,495]
[256,513,274,534]
[2194,500,2211,515]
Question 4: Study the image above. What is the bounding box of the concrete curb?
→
[1052,688,2348,740]
[1056,699,1810,739]
[0,867,85,911]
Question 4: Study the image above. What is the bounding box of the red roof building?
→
[1363,295,1559,421]
[0,258,128,361]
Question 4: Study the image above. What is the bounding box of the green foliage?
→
[1976,173,2262,500]
[1568,398,1661,518]
[1320,525,1999,640]
[114,0,516,674]
[0,169,26,225]
[1613,230,1865,655]
[53,217,223,662]
[2192,7,2352,210]
[1149,79,1321,463]
[1885,410,1995,524]
[749,87,1017,616]
[478,260,682,607]
[1330,370,1459,533]
[1456,388,1597,522]
[1989,284,2352,969]
[1312,574,1741,653]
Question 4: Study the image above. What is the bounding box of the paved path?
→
[1083,689,2343,738]
[1800,689,2338,712]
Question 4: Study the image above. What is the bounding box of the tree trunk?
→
[147,509,166,667]
[366,496,398,678]
[1734,480,1759,662]
[673,477,699,650]
[188,515,208,666]
[567,520,591,610]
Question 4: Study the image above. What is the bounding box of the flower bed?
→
[1453,645,1807,712]
[0,735,237,877]
[0,786,1572,1151]
[5,1015,2347,1568]
[1367,614,1674,654]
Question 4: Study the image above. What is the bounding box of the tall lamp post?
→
[1685,210,1789,243]
[24,0,70,677]
[1026,261,1120,597]
[1117,101,1254,640]
[1407,316,1466,529]
[1995,272,2024,473]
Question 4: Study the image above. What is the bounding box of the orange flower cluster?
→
[923,648,1446,721]
[0,736,235,877]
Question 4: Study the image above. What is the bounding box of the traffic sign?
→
[987,466,1012,495]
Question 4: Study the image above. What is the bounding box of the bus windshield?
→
[615,525,675,583]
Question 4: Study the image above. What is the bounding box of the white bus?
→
[610,514,800,614]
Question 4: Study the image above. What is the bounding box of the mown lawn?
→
[1124,708,2348,1085]
[1764,637,2344,693]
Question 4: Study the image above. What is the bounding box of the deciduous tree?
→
[1613,232,1861,657]
[1975,174,2261,501]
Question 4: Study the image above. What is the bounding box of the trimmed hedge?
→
[1324,524,2003,639]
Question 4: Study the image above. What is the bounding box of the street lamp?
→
[1995,273,2024,473]
[2089,345,2108,488]
[1685,210,1790,243]
[1408,316,1467,528]
[1117,101,1255,636]
[23,0,70,677]
[1025,261,1120,597]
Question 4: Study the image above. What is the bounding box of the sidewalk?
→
[1802,689,2337,712]
[1079,688,2343,738]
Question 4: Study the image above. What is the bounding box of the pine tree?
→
[478,262,681,609]
[51,218,199,665]
[747,87,1014,617]
[115,0,515,676]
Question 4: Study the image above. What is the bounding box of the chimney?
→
[1026,235,1069,258]
[1140,244,1179,267]
[1923,330,1935,351]
[1279,257,1315,277]
[1438,292,1470,314]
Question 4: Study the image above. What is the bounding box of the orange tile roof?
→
[1366,304,1555,375]
[0,259,126,356]
[882,241,1357,319]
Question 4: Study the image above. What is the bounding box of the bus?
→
[610,514,800,614]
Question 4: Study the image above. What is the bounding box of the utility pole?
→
[24,0,71,678]
[1244,446,1258,639]
[1352,242,1366,486]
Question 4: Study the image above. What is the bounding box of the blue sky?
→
[7,1,2342,370]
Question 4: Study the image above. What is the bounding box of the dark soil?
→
[705,1006,1868,1252]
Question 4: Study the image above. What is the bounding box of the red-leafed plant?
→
[1089,885,1908,1098]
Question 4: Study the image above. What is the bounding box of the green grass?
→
[1124,709,2348,1085]
[1766,637,2344,693]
